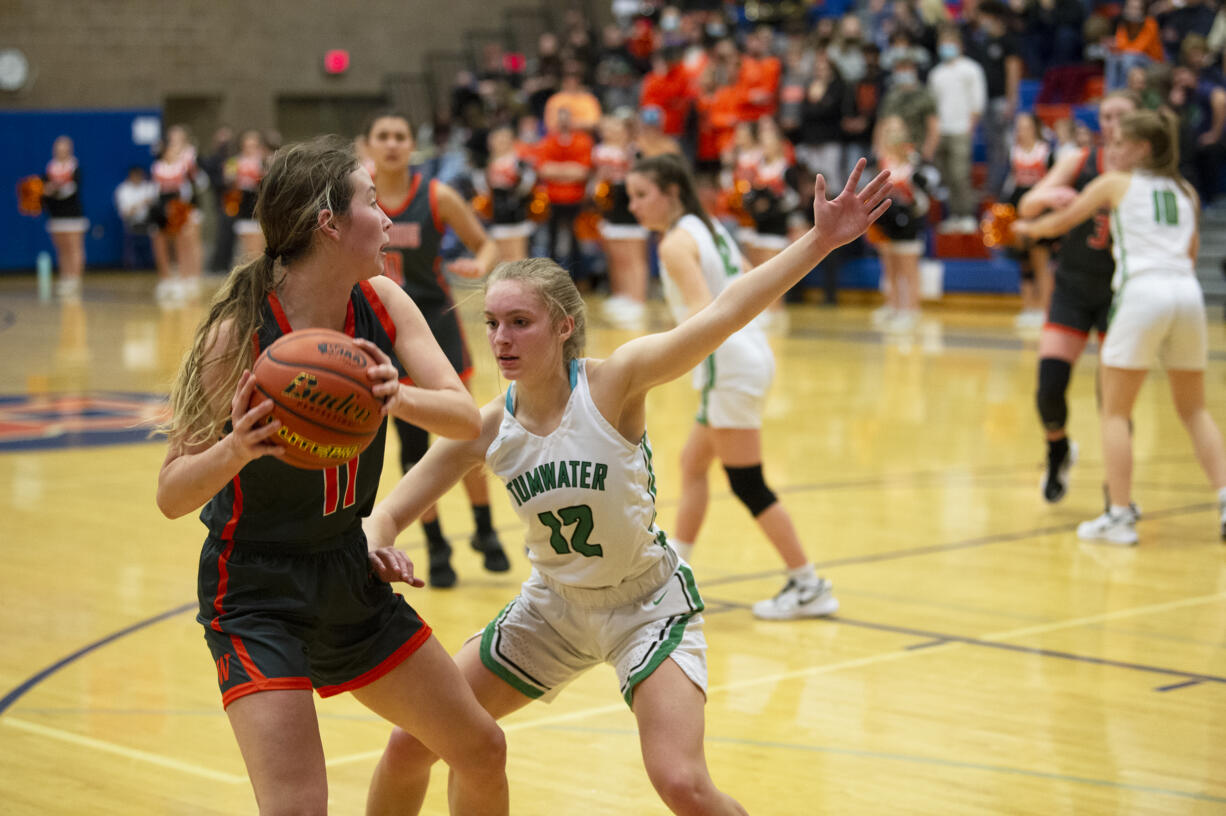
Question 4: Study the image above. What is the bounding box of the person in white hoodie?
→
[927,25,987,232]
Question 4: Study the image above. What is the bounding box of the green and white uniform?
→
[1103,172,1206,370]
[660,214,775,428]
[479,359,707,705]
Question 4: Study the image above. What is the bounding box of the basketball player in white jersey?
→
[1017,109,1226,545]
[361,160,894,815]
[627,152,838,620]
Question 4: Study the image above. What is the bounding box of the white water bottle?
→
[36,251,52,302]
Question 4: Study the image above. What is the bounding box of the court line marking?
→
[324,590,1226,770]
[537,725,1226,804]
[1,716,247,784]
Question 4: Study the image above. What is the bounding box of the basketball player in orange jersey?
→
[366,111,511,587]
[156,135,507,815]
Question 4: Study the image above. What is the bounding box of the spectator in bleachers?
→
[883,29,933,79]
[798,49,847,186]
[739,25,783,121]
[1167,61,1226,204]
[635,105,683,158]
[1156,0,1218,62]
[545,61,603,133]
[828,13,869,83]
[200,126,236,275]
[524,32,563,118]
[595,24,640,113]
[884,0,942,55]
[879,52,940,163]
[1018,0,1086,76]
[640,47,695,139]
[692,58,745,178]
[1108,0,1167,91]
[928,25,987,232]
[536,106,595,283]
[963,1,1024,201]
[777,34,815,142]
[841,41,884,184]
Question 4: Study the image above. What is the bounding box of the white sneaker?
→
[601,295,646,330]
[1014,309,1045,329]
[1077,507,1139,546]
[154,278,184,305]
[752,577,839,620]
[55,276,82,300]
[871,305,896,327]
[887,309,920,332]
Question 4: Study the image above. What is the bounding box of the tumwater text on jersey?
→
[505,460,609,506]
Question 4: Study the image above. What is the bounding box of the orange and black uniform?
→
[378,172,473,471]
[197,282,430,708]
[1048,147,1115,336]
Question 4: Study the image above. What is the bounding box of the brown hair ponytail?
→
[161,135,358,446]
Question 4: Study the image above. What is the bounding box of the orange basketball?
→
[251,329,384,470]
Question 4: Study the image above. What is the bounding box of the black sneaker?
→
[471,530,511,572]
[426,538,457,588]
[1042,441,1078,503]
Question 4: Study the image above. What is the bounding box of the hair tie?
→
[264,247,279,260]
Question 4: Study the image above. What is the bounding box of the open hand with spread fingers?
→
[813,158,894,251]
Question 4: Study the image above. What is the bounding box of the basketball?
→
[250,328,384,470]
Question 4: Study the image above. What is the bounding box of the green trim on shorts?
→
[480,601,545,700]
[696,354,716,424]
[621,564,705,707]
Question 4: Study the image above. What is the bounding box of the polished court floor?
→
[1,272,1224,815]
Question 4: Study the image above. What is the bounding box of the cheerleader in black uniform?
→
[741,118,799,328]
[42,136,88,298]
[478,125,536,263]
[872,115,935,331]
[150,125,205,302]
[1003,112,1054,328]
[593,114,649,329]
[226,129,269,262]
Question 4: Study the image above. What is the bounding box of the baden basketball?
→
[251,328,384,470]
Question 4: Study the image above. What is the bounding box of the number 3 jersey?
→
[198,281,405,546]
[486,359,671,590]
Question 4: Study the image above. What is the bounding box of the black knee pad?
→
[395,418,430,473]
[1036,358,1072,432]
[724,464,778,517]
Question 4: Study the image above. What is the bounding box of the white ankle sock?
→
[1109,504,1133,518]
[1217,487,1226,506]
[787,563,817,583]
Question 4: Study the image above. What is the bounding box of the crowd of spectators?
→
[408,0,1226,306]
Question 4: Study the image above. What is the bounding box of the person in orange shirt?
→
[544,62,603,133]
[1108,0,1166,90]
[536,107,595,282]
[640,48,695,138]
[694,64,746,177]
[738,26,782,122]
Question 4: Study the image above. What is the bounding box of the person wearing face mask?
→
[927,25,987,233]
[961,0,1023,201]
[878,54,941,165]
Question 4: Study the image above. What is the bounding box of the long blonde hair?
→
[163,135,359,446]
[485,258,587,368]
[1119,109,1193,196]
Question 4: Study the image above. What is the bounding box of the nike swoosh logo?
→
[651,591,668,606]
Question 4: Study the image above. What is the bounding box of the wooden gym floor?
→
[0,272,1223,815]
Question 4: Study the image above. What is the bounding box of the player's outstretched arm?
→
[1015,172,1128,240]
[606,160,892,398]
[365,398,503,548]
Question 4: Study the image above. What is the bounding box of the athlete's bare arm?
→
[656,229,714,317]
[435,181,500,278]
[1015,171,1129,240]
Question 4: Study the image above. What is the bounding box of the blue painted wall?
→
[1,109,161,272]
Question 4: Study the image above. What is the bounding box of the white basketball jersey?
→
[486,359,670,589]
[659,214,772,390]
[1110,172,1196,289]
